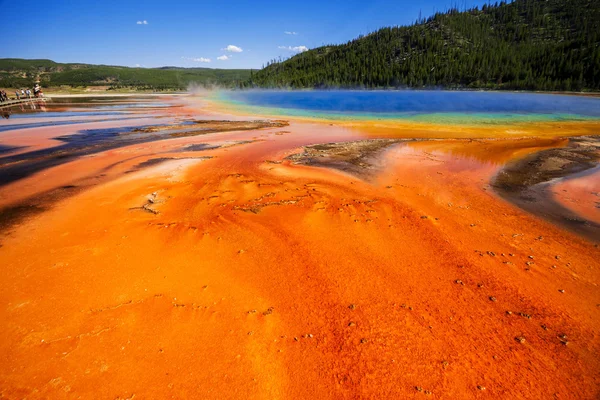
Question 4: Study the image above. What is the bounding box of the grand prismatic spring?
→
[1,91,600,399]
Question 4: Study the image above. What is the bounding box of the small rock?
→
[348,322,356,327]
[489,296,497,302]
[515,336,526,344]
[455,279,464,285]
[263,307,274,315]
[541,324,548,330]
[477,386,486,391]
[557,334,568,345]
[506,311,513,315]
[558,289,565,293]
[348,304,357,310]
[415,386,423,392]
[421,215,428,219]
[528,255,534,259]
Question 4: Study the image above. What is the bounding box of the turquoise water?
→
[217,90,600,124]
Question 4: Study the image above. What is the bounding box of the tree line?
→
[0,59,251,90]
[251,0,600,91]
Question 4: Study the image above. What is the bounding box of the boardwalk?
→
[0,97,48,109]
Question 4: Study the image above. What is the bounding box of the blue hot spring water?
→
[217,90,600,124]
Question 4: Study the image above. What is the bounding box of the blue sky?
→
[1,0,490,69]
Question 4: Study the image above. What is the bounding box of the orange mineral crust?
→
[1,97,599,399]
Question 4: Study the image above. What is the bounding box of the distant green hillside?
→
[0,59,251,90]
[253,0,600,91]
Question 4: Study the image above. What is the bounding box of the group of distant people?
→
[16,89,32,99]
[0,84,44,102]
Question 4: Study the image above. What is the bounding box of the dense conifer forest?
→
[252,0,600,91]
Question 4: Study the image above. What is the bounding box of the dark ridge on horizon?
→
[0,58,252,90]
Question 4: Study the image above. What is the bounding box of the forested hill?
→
[0,59,251,90]
[252,0,600,91]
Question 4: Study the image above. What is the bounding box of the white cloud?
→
[223,45,243,53]
[217,55,230,61]
[278,45,309,53]
[136,20,148,25]
[284,31,298,35]
[181,56,211,63]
